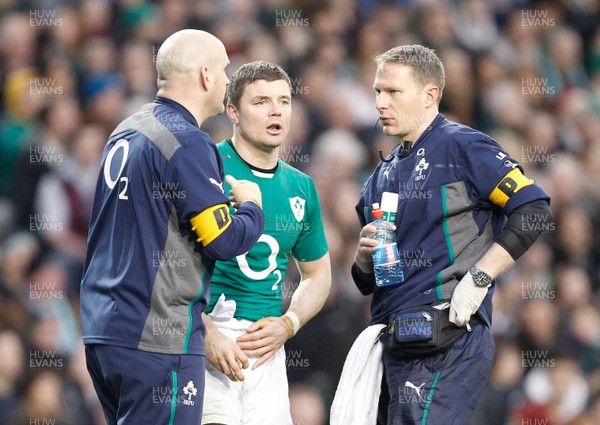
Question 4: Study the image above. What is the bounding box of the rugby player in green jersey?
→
[201,61,331,425]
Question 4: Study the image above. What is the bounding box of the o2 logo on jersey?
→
[236,234,283,291]
[103,139,130,200]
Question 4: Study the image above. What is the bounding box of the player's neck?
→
[157,90,210,127]
[405,109,439,142]
[230,135,279,169]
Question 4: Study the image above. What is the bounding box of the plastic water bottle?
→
[370,203,404,286]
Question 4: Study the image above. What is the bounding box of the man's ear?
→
[226,103,239,124]
[200,66,210,91]
[424,84,440,107]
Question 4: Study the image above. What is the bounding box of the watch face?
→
[471,268,491,287]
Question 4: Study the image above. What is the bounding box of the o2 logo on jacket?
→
[103,139,130,200]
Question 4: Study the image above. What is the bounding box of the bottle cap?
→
[371,203,383,219]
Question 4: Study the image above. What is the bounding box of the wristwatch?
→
[469,267,492,288]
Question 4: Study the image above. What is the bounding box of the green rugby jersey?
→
[207,140,328,321]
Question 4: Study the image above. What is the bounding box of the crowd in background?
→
[0,0,599,424]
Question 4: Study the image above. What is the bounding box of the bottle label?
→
[381,192,399,224]
[382,211,396,223]
[372,243,400,266]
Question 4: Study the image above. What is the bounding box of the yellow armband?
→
[189,204,232,246]
[489,168,534,208]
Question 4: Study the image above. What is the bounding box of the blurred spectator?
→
[80,0,116,39]
[290,383,327,425]
[482,78,533,132]
[0,66,45,196]
[0,13,36,74]
[12,96,81,232]
[568,302,600,376]
[24,255,81,356]
[43,6,82,58]
[453,0,498,53]
[511,357,589,425]
[553,205,597,280]
[119,40,156,115]
[521,111,562,171]
[574,392,600,425]
[0,329,25,423]
[414,0,457,50]
[518,298,562,358]
[14,370,73,425]
[80,37,126,132]
[439,47,477,126]
[555,265,594,311]
[0,232,38,333]
[545,153,588,210]
[540,26,589,96]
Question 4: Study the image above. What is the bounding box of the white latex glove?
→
[449,271,489,327]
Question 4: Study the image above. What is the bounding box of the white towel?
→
[208,293,236,322]
[330,324,386,425]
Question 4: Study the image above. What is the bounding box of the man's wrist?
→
[469,267,492,288]
[283,311,300,335]
[354,258,374,275]
[353,261,374,278]
[279,315,295,338]
[241,198,262,208]
[351,262,375,295]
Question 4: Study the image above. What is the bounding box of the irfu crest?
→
[289,196,306,222]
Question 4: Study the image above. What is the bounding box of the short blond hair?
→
[374,45,445,103]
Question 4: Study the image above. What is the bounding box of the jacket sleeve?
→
[203,201,264,261]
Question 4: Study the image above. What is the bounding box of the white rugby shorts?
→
[201,317,292,425]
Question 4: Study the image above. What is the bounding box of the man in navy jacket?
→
[352,44,551,424]
[80,29,265,425]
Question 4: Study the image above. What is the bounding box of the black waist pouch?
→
[383,305,479,358]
